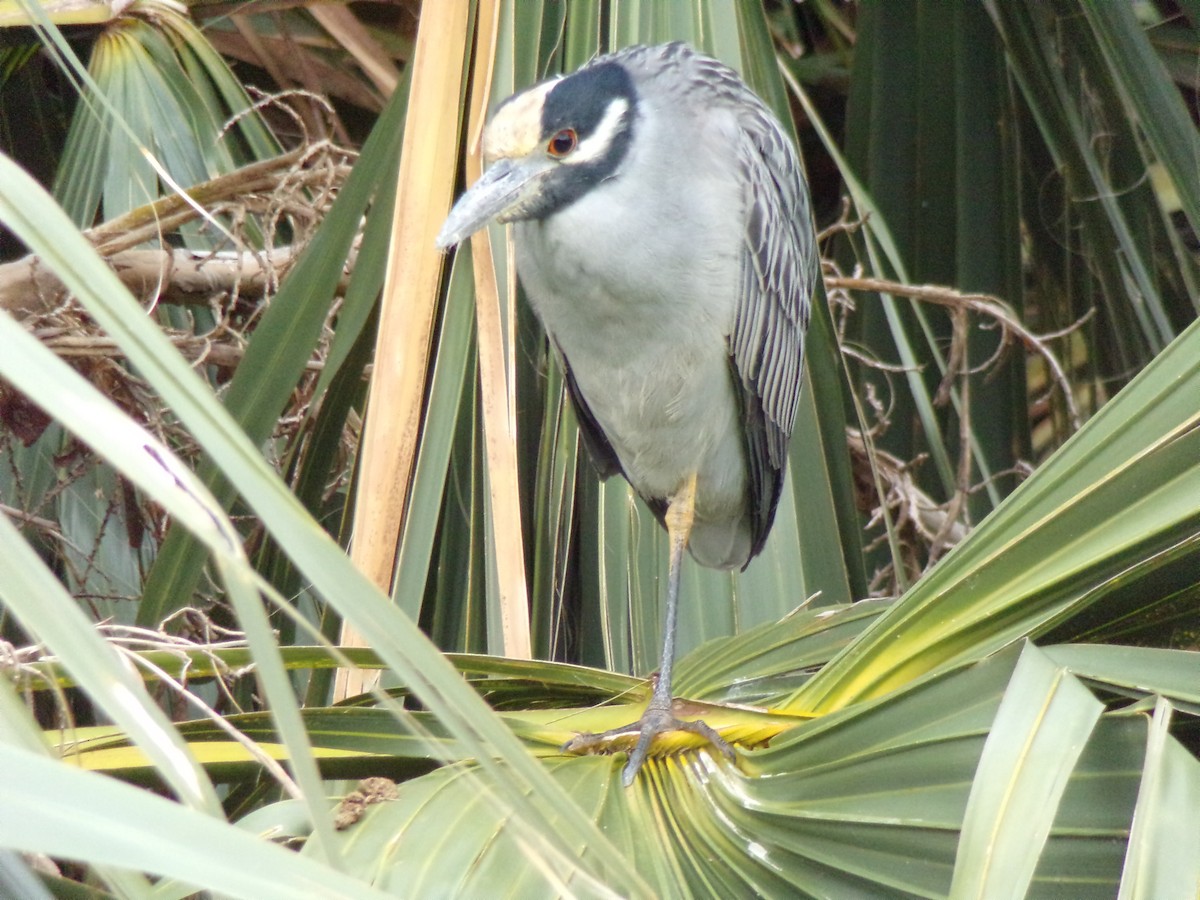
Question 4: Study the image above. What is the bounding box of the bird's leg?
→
[563,472,735,785]
[619,472,698,784]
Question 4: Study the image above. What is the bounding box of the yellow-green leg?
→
[563,473,734,785]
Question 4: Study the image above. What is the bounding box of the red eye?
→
[547,128,577,157]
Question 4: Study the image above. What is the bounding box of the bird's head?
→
[436,59,637,249]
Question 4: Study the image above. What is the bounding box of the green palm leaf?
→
[1,1,1198,896]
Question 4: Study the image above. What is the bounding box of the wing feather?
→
[727,80,818,557]
[559,349,624,479]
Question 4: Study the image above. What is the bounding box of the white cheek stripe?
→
[567,98,630,164]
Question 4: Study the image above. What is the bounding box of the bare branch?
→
[826,274,1086,429]
[1,144,354,318]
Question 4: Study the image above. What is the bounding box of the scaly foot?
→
[563,700,735,786]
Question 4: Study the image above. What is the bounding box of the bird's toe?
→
[562,706,735,785]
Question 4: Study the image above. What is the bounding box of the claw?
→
[563,473,731,786]
[562,701,735,785]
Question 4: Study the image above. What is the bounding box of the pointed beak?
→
[436,157,550,249]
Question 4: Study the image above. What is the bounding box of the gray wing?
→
[558,347,623,479]
[727,86,817,559]
[561,346,671,526]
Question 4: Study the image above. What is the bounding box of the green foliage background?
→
[0,1,1197,897]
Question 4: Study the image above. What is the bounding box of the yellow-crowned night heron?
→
[437,42,816,785]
